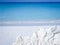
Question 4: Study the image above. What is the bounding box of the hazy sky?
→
[0,3,60,21]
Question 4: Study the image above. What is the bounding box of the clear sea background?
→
[0,3,60,21]
[0,2,60,45]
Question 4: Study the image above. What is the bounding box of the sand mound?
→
[13,26,60,45]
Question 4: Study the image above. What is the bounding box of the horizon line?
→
[0,20,60,26]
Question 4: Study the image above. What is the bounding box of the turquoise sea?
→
[0,2,60,21]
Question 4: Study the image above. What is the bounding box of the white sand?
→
[13,25,60,45]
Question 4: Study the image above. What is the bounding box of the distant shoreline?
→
[0,20,60,26]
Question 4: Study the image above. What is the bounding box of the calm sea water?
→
[0,2,60,21]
